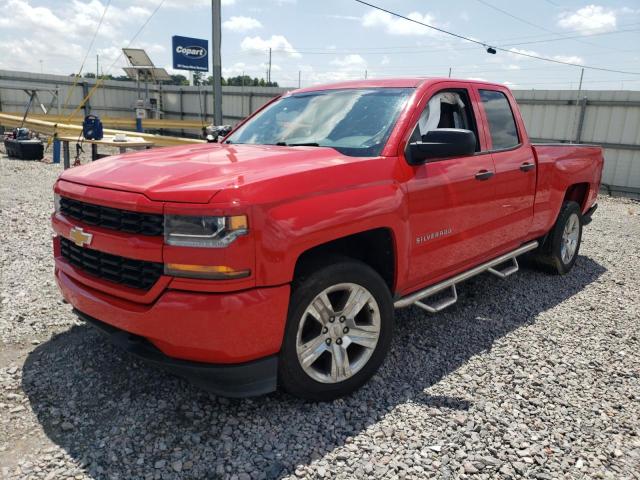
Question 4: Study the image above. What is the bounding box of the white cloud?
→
[557,5,617,34]
[362,10,439,36]
[327,14,360,21]
[0,0,150,41]
[302,70,364,86]
[553,55,584,64]
[136,0,229,7]
[240,35,301,57]
[223,16,262,32]
[221,61,281,78]
[0,0,67,32]
[508,47,540,60]
[0,0,161,73]
[508,48,583,66]
[330,54,366,68]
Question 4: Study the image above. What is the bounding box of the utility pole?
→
[364,69,368,79]
[267,47,272,84]
[571,67,585,144]
[211,0,223,125]
[96,55,99,79]
[577,67,584,92]
[298,70,301,88]
[241,70,245,117]
[448,67,451,78]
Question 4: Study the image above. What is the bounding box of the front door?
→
[404,85,501,290]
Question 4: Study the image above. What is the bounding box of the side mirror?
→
[406,128,476,165]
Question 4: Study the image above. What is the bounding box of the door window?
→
[479,90,520,150]
[410,90,479,152]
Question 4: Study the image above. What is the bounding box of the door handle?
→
[520,162,536,172]
[475,170,494,181]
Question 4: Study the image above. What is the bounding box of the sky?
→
[0,0,639,90]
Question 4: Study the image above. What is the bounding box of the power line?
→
[77,0,111,74]
[473,0,611,51]
[258,27,639,57]
[230,22,639,59]
[504,27,640,47]
[353,0,640,75]
[475,0,560,34]
[247,25,639,57]
[282,21,640,52]
[67,0,166,120]
[61,0,111,112]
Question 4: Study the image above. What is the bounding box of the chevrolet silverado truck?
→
[52,78,603,400]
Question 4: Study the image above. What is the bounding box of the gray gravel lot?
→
[1,151,639,480]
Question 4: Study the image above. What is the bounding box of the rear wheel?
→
[533,201,583,275]
[279,259,394,401]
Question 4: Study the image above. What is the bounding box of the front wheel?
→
[533,201,583,275]
[279,259,394,401]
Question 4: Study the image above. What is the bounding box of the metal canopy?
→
[122,48,154,67]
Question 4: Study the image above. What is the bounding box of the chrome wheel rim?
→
[561,213,580,264]
[295,282,381,384]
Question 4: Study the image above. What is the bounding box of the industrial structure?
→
[0,69,638,197]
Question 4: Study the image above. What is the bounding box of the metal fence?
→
[1,70,638,196]
[513,89,640,197]
[0,70,287,128]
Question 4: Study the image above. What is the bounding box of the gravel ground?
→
[1,151,639,480]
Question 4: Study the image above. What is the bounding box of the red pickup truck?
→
[52,78,603,400]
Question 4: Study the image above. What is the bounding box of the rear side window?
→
[479,90,519,150]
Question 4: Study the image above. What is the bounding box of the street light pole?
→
[212,0,223,126]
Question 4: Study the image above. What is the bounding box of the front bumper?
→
[55,267,290,365]
[77,310,278,397]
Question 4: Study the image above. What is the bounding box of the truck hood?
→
[59,143,352,203]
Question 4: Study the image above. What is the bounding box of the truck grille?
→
[59,197,164,236]
[60,237,163,290]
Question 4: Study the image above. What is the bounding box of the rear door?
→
[475,87,536,248]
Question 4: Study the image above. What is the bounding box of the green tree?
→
[192,72,204,86]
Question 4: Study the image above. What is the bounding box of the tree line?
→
[78,72,278,87]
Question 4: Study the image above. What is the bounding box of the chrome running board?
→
[394,241,539,313]
[488,257,519,279]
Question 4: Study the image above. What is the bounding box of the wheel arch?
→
[293,228,397,293]
[563,182,590,212]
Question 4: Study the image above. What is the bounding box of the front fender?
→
[253,181,409,287]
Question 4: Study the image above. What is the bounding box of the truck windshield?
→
[225,88,413,157]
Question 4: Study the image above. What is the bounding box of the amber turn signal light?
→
[165,263,250,280]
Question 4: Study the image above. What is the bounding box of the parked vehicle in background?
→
[51,78,603,400]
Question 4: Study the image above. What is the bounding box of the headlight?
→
[54,193,61,213]
[164,214,248,248]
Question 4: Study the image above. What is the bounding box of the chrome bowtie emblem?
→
[69,227,93,247]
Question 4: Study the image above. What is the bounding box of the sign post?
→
[211,0,223,126]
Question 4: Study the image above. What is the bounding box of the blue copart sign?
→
[172,35,209,72]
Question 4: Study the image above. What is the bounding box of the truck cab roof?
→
[289,77,509,95]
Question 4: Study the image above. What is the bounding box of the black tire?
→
[533,201,583,275]
[279,258,394,401]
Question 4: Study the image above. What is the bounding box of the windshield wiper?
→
[275,141,320,147]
